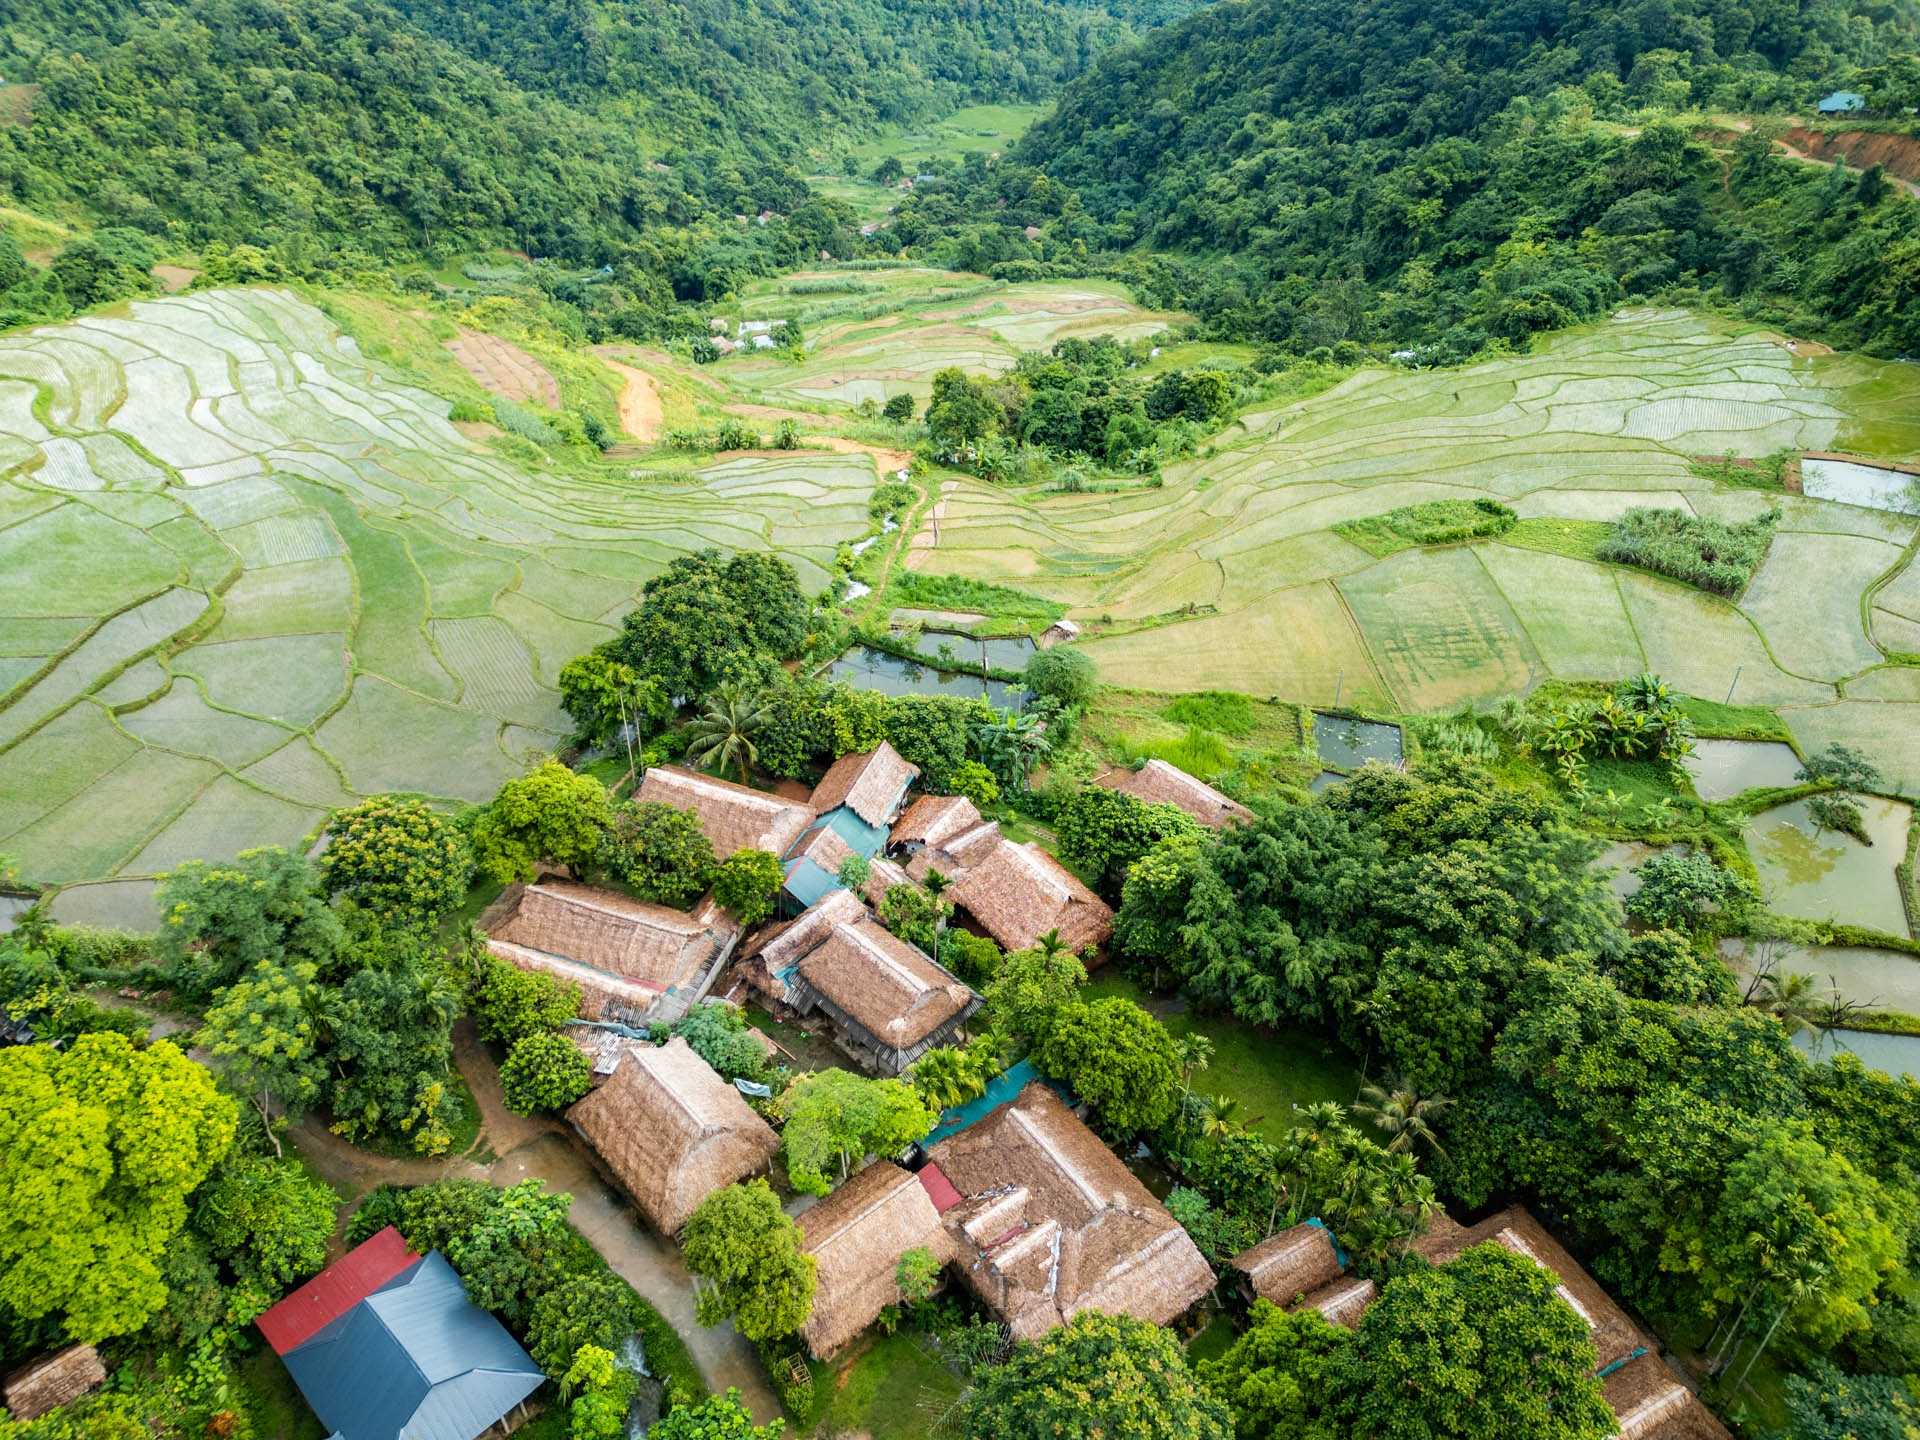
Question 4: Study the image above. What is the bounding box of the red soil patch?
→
[151,264,199,293]
[602,358,663,444]
[1779,128,1920,194]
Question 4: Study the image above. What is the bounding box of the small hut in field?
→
[796,1162,954,1358]
[567,1036,779,1235]
[2,1346,104,1422]
[1096,759,1252,829]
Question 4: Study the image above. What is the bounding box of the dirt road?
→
[603,358,665,444]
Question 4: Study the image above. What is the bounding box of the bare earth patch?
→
[445,329,561,407]
[602,358,664,444]
[151,264,199,293]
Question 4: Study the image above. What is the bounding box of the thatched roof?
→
[1301,1276,1377,1328]
[1604,1355,1731,1440]
[487,939,663,1022]
[794,916,979,1053]
[928,1083,1214,1340]
[945,838,1113,956]
[743,887,869,971]
[811,743,919,827]
[567,1036,778,1234]
[860,856,915,909]
[797,1163,953,1358]
[1417,1207,1644,1371]
[3,1346,104,1422]
[1098,760,1252,829]
[787,819,859,879]
[490,881,734,991]
[890,794,982,851]
[638,765,813,858]
[1230,1223,1344,1308]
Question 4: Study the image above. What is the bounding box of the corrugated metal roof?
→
[782,857,841,911]
[281,1251,543,1440]
[916,1162,963,1213]
[257,1226,419,1356]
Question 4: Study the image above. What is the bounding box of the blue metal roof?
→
[782,857,841,911]
[921,1060,1075,1147]
[1819,90,1865,111]
[283,1252,544,1440]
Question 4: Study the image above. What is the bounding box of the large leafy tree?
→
[712,847,784,926]
[319,930,462,1152]
[601,800,717,906]
[192,1151,335,1294]
[775,1069,937,1195]
[318,795,473,930]
[1034,996,1181,1135]
[470,950,582,1046]
[471,760,615,885]
[1328,1246,1615,1440]
[1198,1301,1350,1440]
[0,1033,236,1341]
[1055,786,1202,897]
[499,1031,593,1115]
[198,959,328,1154]
[557,647,666,750]
[612,549,811,700]
[963,1311,1232,1440]
[983,940,1087,1048]
[682,1179,817,1341]
[154,846,342,996]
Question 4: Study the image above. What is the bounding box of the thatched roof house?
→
[638,765,813,858]
[1230,1222,1344,1309]
[739,891,979,1075]
[926,1082,1214,1340]
[1228,1207,1731,1440]
[567,1036,779,1235]
[797,1162,954,1358]
[1097,760,1252,829]
[942,835,1113,957]
[811,742,918,828]
[890,793,982,853]
[3,1345,104,1422]
[483,880,738,1024]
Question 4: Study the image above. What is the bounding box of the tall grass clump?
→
[1162,691,1256,738]
[1597,507,1777,596]
[1334,498,1516,556]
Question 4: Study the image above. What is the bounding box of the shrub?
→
[682,1180,817,1341]
[945,759,1001,809]
[470,951,581,1046]
[526,1267,639,1376]
[673,1002,772,1083]
[1033,997,1181,1135]
[499,1031,592,1115]
[1023,647,1099,709]
[1597,506,1777,596]
[1162,690,1257,738]
[883,393,915,422]
[1056,787,1204,897]
[713,849,783,925]
[601,800,718,905]
[1624,851,1757,931]
[1334,498,1516,556]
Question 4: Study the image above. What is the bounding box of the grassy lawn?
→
[1501,517,1615,561]
[1086,974,1367,1140]
[1185,1311,1239,1368]
[1678,695,1795,741]
[802,1330,966,1439]
[1082,688,1314,792]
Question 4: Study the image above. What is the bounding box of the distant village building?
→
[568,1036,780,1235]
[1038,618,1080,646]
[1818,90,1866,114]
[1230,1209,1733,1440]
[899,818,1112,958]
[1023,225,1043,240]
[1096,759,1253,829]
[256,1227,544,1440]
[752,334,778,350]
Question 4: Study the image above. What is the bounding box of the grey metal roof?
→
[283,1252,544,1440]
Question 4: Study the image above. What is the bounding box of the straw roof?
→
[489,880,734,991]
[811,743,919,827]
[638,765,812,858]
[486,939,665,1022]
[945,838,1113,956]
[1230,1223,1344,1308]
[1604,1355,1731,1440]
[1416,1207,1644,1371]
[743,887,869,972]
[787,819,859,878]
[567,1036,778,1234]
[794,916,979,1053]
[928,1083,1214,1340]
[797,1163,952,1358]
[860,856,915,909]
[3,1346,104,1422]
[1098,760,1252,829]
[891,793,982,851]
[1302,1276,1377,1328]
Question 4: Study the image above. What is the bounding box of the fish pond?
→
[1721,938,1920,1013]
[1795,1027,1920,1080]
[825,646,1026,708]
[1313,713,1404,771]
[895,628,1037,672]
[1743,794,1914,936]
[1682,738,1803,802]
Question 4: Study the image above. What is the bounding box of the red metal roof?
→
[256,1226,421,1355]
[916,1162,963,1214]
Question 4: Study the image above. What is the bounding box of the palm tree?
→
[684,685,767,784]
[910,1046,986,1111]
[971,709,1051,790]
[1202,1093,1242,1139]
[1032,928,1069,962]
[1352,1082,1451,1158]
[1747,969,1826,1037]
[1175,1034,1214,1100]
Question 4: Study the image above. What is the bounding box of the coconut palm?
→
[1202,1093,1242,1138]
[1352,1082,1452,1158]
[910,1045,987,1111]
[1747,969,1827,1036]
[684,685,767,784]
[1175,1034,1214,1097]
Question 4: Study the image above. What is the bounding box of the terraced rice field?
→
[913,309,1920,788]
[0,288,878,913]
[722,275,1183,409]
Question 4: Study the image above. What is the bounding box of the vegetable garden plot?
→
[430,617,559,725]
[224,512,341,567]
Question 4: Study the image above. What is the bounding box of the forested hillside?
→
[891,0,1920,358]
[0,0,1169,268]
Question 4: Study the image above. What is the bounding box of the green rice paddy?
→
[0,288,880,909]
[914,308,1920,790]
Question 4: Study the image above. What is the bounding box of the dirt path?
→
[603,358,665,444]
[1772,134,1920,196]
[289,1027,780,1422]
[814,434,914,477]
